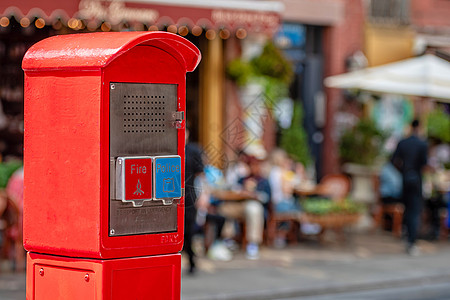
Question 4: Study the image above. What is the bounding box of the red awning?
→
[0,0,79,22]
[2,0,282,34]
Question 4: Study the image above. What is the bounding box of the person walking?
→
[392,119,428,256]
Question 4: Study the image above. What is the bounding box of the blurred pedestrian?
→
[184,126,204,274]
[392,119,428,256]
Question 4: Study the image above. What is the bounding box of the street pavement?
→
[1,231,450,300]
[181,231,450,300]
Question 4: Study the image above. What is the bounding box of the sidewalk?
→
[1,231,449,300]
[181,231,450,300]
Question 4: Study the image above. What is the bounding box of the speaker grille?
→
[122,95,167,134]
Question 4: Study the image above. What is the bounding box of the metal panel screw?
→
[84,274,90,282]
[110,229,115,235]
[39,268,44,276]
[111,83,115,90]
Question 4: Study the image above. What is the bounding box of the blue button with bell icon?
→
[153,155,182,200]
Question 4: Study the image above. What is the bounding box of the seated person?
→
[219,155,270,260]
[268,149,301,215]
[195,165,231,261]
[379,158,402,204]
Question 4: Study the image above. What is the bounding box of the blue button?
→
[154,156,182,199]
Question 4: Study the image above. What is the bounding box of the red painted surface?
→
[22,32,201,259]
[0,0,79,20]
[22,31,200,72]
[322,0,365,176]
[411,0,450,28]
[27,252,181,300]
[100,43,187,258]
[2,1,280,35]
[124,157,153,201]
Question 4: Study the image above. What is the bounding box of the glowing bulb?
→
[178,26,189,36]
[35,18,45,29]
[206,29,216,40]
[236,28,247,39]
[219,29,230,40]
[0,17,10,27]
[192,26,202,36]
[167,25,177,33]
[20,18,30,28]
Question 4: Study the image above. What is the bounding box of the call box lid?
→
[22,31,201,72]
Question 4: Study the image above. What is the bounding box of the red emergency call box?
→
[22,32,200,299]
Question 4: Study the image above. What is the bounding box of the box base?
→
[26,252,181,300]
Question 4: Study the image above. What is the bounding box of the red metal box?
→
[26,252,181,300]
[22,32,201,259]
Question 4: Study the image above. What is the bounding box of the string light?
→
[77,20,85,30]
[87,20,98,31]
[219,29,230,40]
[178,25,188,36]
[68,18,79,29]
[101,22,111,32]
[0,17,10,27]
[192,25,202,36]
[167,25,177,33]
[20,17,30,28]
[35,18,45,29]
[236,28,247,39]
[205,29,216,40]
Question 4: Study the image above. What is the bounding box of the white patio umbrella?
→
[324,54,450,103]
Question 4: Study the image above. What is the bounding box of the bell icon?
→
[163,178,175,193]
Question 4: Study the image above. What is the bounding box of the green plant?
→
[427,108,450,143]
[302,198,364,215]
[339,118,387,165]
[250,42,293,85]
[280,103,312,167]
[0,160,22,188]
[226,41,293,104]
[227,59,253,86]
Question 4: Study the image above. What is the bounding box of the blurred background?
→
[0,0,449,299]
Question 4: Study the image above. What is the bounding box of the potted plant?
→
[339,118,387,166]
[427,108,450,144]
[280,103,312,168]
[301,197,364,229]
[339,118,387,206]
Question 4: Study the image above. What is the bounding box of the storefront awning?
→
[0,0,79,22]
[1,0,283,34]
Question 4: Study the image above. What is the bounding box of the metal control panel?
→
[109,83,181,236]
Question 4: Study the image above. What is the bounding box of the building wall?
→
[411,0,450,28]
[322,0,365,175]
[365,25,415,67]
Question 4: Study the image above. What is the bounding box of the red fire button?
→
[116,157,152,205]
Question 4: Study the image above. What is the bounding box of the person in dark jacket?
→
[184,127,204,274]
[392,119,428,255]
